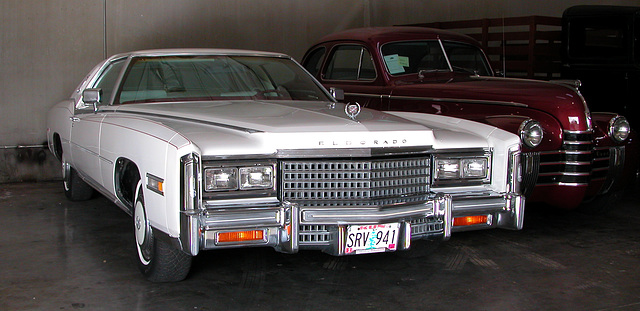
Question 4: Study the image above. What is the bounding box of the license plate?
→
[344,223,400,254]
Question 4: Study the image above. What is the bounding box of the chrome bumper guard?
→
[179,194,453,256]
[450,193,525,232]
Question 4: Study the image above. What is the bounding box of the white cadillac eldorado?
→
[47,49,524,282]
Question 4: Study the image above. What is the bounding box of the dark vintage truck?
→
[562,5,640,128]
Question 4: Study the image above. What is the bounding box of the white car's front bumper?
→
[177,192,524,256]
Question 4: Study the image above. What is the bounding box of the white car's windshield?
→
[381,41,492,76]
[116,55,331,104]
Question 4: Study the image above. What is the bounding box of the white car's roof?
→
[109,48,289,60]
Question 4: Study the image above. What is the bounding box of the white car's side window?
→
[84,59,126,108]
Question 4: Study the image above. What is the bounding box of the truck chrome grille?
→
[281,157,430,206]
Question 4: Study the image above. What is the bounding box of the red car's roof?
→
[316,27,481,47]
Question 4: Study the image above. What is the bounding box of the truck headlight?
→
[205,165,274,192]
[609,116,630,142]
[519,119,543,148]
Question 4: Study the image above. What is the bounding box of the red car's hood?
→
[391,75,590,131]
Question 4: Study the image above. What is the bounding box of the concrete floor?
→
[1,182,639,311]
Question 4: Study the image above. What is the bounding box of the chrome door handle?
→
[70,117,80,122]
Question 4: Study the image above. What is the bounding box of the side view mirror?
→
[82,88,102,113]
[329,87,344,101]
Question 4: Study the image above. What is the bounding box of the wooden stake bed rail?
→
[405,16,562,79]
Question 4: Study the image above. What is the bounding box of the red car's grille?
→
[522,131,623,194]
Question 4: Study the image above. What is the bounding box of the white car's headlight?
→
[205,165,274,192]
[435,159,460,179]
[609,116,630,142]
[519,119,543,148]
[205,167,238,191]
[461,158,488,178]
[434,155,490,186]
[239,166,274,190]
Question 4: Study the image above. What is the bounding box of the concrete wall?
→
[1,0,638,182]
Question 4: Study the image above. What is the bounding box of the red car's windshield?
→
[381,40,492,77]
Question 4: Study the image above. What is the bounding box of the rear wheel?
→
[62,158,94,201]
[133,180,192,282]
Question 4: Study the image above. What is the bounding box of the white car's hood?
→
[115,100,428,132]
[110,100,488,156]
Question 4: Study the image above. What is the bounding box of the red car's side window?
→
[324,45,376,81]
[302,47,325,77]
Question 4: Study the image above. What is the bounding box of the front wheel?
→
[133,180,192,282]
[62,159,94,201]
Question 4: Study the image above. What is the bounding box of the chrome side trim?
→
[202,206,284,230]
[343,92,528,108]
[599,146,625,195]
[275,146,433,158]
[384,94,529,108]
[299,202,435,224]
[343,92,387,99]
[179,153,201,256]
[201,147,436,160]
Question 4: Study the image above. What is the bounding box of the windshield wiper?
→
[451,66,479,75]
[418,68,450,79]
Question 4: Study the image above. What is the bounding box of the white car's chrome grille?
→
[298,217,443,246]
[281,157,431,206]
[299,225,331,244]
[410,217,444,235]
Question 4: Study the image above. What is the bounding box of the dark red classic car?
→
[302,26,636,210]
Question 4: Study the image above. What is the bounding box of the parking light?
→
[453,215,489,226]
[218,230,265,243]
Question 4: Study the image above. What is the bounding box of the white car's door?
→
[68,109,104,184]
[69,58,127,189]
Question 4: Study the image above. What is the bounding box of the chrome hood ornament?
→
[345,102,361,120]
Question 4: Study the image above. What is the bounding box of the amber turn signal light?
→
[218,230,265,243]
[453,215,489,227]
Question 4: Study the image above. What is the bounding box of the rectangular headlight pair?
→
[205,166,274,192]
[434,157,489,181]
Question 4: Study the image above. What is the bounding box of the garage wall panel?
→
[1,0,639,182]
[104,0,366,60]
[0,0,104,182]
